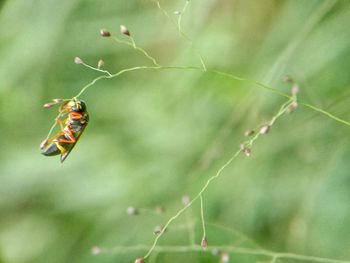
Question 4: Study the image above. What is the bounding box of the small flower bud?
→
[127,206,139,215]
[240,144,251,157]
[201,236,208,249]
[153,225,165,235]
[154,205,165,214]
[182,195,190,205]
[53,98,63,103]
[91,246,102,255]
[244,130,255,137]
[291,84,300,96]
[286,100,298,113]
[40,139,48,149]
[259,125,270,135]
[43,102,55,108]
[74,57,83,64]
[100,29,111,37]
[120,25,130,36]
[283,75,293,83]
[221,252,230,263]
[97,59,104,69]
[134,258,144,263]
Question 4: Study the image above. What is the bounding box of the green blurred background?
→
[1,0,350,262]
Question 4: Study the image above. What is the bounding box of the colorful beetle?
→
[40,97,89,162]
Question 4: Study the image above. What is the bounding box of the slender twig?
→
[98,244,350,263]
[177,0,189,32]
[81,62,112,76]
[199,194,206,244]
[112,36,160,67]
[71,64,350,127]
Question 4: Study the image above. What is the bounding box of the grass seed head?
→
[74,56,83,64]
[120,25,130,36]
[100,29,111,37]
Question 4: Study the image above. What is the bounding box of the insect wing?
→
[60,124,87,163]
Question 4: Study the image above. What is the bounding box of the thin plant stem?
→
[72,64,350,127]
[81,62,112,76]
[177,0,190,32]
[199,194,206,242]
[99,244,350,263]
[111,36,160,67]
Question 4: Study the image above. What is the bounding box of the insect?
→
[40,97,89,162]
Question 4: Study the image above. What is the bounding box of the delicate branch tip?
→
[100,29,111,37]
[74,56,83,64]
[120,25,130,36]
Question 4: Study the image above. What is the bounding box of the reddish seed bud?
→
[120,25,130,36]
[74,57,83,64]
[43,102,55,108]
[134,257,144,263]
[154,205,165,214]
[259,125,270,135]
[283,75,293,83]
[40,139,48,149]
[287,100,298,113]
[244,148,251,157]
[240,144,251,157]
[127,206,139,215]
[182,195,190,205]
[221,252,230,263]
[91,246,102,255]
[100,29,111,37]
[153,225,165,235]
[97,59,104,69]
[244,130,255,137]
[201,236,208,249]
[53,98,63,103]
